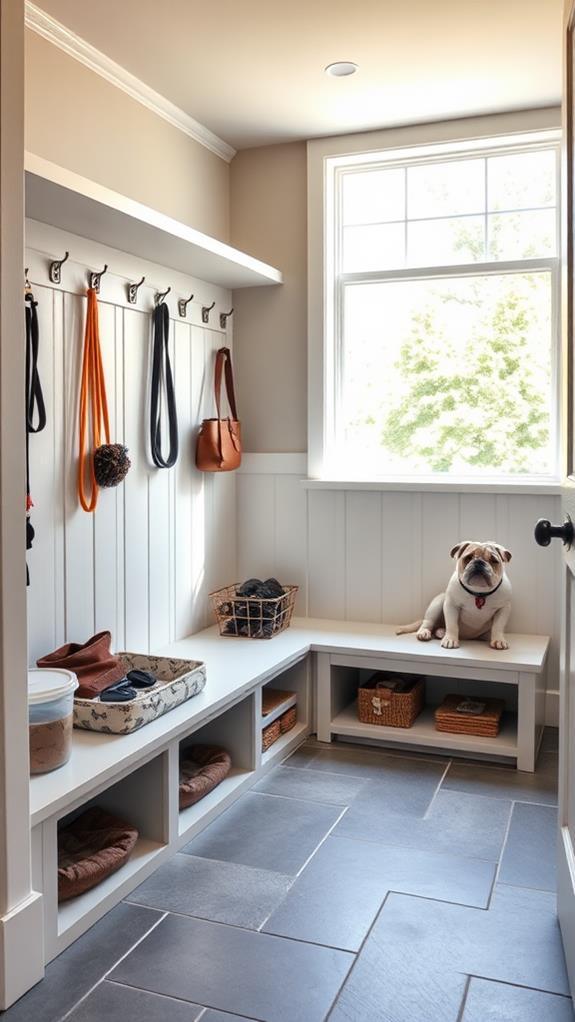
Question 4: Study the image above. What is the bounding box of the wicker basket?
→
[262,688,296,716]
[357,673,424,728]
[435,694,505,737]
[262,718,281,751]
[211,583,298,639]
[280,705,297,734]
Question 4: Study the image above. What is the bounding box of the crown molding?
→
[25,2,236,163]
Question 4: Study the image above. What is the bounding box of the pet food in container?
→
[28,669,78,774]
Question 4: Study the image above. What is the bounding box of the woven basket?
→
[279,705,297,734]
[357,673,424,728]
[435,694,505,737]
[262,688,296,716]
[262,718,281,751]
[211,583,298,639]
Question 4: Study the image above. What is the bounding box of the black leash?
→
[25,291,46,585]
[150,301,178,468]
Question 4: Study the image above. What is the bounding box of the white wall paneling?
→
[25,223,236,663]
[237,458,562,723]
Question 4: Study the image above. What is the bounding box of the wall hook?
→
[219,307,234,329]
[127,275,146,304]
[89,264,108,293]
[25,268,33,293]
[156,286,171,305]
[49,251,69,285]
[178,292,194,318]
[202,300,216,324]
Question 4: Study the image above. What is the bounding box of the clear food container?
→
[28,669,78,774]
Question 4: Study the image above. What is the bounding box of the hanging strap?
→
[150,301,178,468]
[214,346,240,464]
[25,292,46,506]
[25,292,46,585]
[78,288,111,512]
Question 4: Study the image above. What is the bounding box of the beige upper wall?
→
[25,31,230,242]
[231,142,308,452]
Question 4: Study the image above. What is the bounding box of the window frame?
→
[307,119,562,489]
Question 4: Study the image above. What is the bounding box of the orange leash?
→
[78,289,111,512]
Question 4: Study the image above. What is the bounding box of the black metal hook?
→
[219,307,234,329]
[202,300,216,324]
[49,251,69,285]
[89,264,108,293]
[127,275,146,304]
[178,292,195,318]
[156,286,171,305]
[25,267,32,292]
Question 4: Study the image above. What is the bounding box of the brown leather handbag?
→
[196,347,242,472]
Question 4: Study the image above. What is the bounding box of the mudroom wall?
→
[25,220,236,665]
[230,110,564,723]
[25,29,231,242]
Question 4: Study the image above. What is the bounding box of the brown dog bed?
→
[58,807,139,902]
[179,744,232,810]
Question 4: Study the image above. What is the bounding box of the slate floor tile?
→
[127,853,291,929]
[498,802,558,891]
[111,912,354,1022]
[335,786,512,861]
[201,1012,258,1022]
[289,742,448,778]
[263,834,495,951]
[1,903,162,1022]
[461,977,574,1021]
[182,791,343,874]
[330,885,569,1022]
[442,752,558,805]
[254,765,367,805]
[66,981,203,1021]
[319,753,446,817]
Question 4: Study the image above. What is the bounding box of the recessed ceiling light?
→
[325,61,358,77]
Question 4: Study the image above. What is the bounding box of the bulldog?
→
[396,541,512,650]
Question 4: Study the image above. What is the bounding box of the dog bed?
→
[58,807,139,902]
[179,744,232,810]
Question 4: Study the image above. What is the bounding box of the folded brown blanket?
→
[179,744,232,810]
[58,807,139,902]
[37,631,125,698]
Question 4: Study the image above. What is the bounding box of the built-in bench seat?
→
[29,617,549,963]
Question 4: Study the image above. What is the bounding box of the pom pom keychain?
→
[78,288,131,511]
[94,443,131,488]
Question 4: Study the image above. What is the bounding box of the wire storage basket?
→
[210,583,299,639]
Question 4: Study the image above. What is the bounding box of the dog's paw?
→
[434,627,446,639]
[441,635,459,649]
[417,628,432,641]
[490,637,509,650]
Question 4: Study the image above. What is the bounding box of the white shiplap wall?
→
[237,457,562,722]
[25,223,236,664]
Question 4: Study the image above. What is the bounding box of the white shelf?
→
[261,691,298,728]
[178,767,255,839]
[331,702,518,758]
[262,721,309,765]
[57,837,165,938]
[25,153,283,290]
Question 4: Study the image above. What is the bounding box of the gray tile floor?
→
[4,729,573,1022]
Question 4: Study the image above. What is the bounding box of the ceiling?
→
[35,0,562,150]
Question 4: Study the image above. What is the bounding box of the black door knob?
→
[534,516,574,548]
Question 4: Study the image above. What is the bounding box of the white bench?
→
[29,617,549,963]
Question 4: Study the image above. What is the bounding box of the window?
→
[320,132,560,482]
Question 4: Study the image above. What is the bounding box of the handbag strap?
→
[214,347,238,421]
[78,288,111,512]
[150,301,179,469]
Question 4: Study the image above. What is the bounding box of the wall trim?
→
[24,2,236,164]
[238,453,308,475]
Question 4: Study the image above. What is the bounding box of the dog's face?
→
[450,540,512,591]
